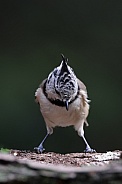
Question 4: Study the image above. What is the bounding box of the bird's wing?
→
[77,78,91,103]
[77,78,88,92]
[77,78,90,126]
[35,78,47,103]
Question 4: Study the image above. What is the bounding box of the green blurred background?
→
[0,0,122,153]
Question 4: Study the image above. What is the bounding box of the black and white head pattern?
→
[46,54,79,103]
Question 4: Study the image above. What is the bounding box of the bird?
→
[34,54,96,153]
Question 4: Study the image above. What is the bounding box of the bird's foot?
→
[84,146,96,153]
[34,145,45,154]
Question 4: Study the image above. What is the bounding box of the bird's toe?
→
[34,146,45,154]
[84,147,96,153]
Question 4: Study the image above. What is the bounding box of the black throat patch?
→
[43,80,79,107]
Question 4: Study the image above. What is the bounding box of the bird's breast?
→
[40,95,88,128]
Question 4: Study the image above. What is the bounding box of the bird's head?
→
[46,54,79,110]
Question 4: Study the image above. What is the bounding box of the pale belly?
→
[40,98,86,128]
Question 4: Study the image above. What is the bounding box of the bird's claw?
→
[84,147,96,153]
[34,146,45,154]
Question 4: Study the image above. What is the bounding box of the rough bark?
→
[0,150,122,184]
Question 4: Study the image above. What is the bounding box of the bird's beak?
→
[65,100,69,111]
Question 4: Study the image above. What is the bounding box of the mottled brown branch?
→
[0,151,122,184]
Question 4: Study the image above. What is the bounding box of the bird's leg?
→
[34,132,49,153]
[82,135,96,153]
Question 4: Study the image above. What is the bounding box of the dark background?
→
[0,0,122,153]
